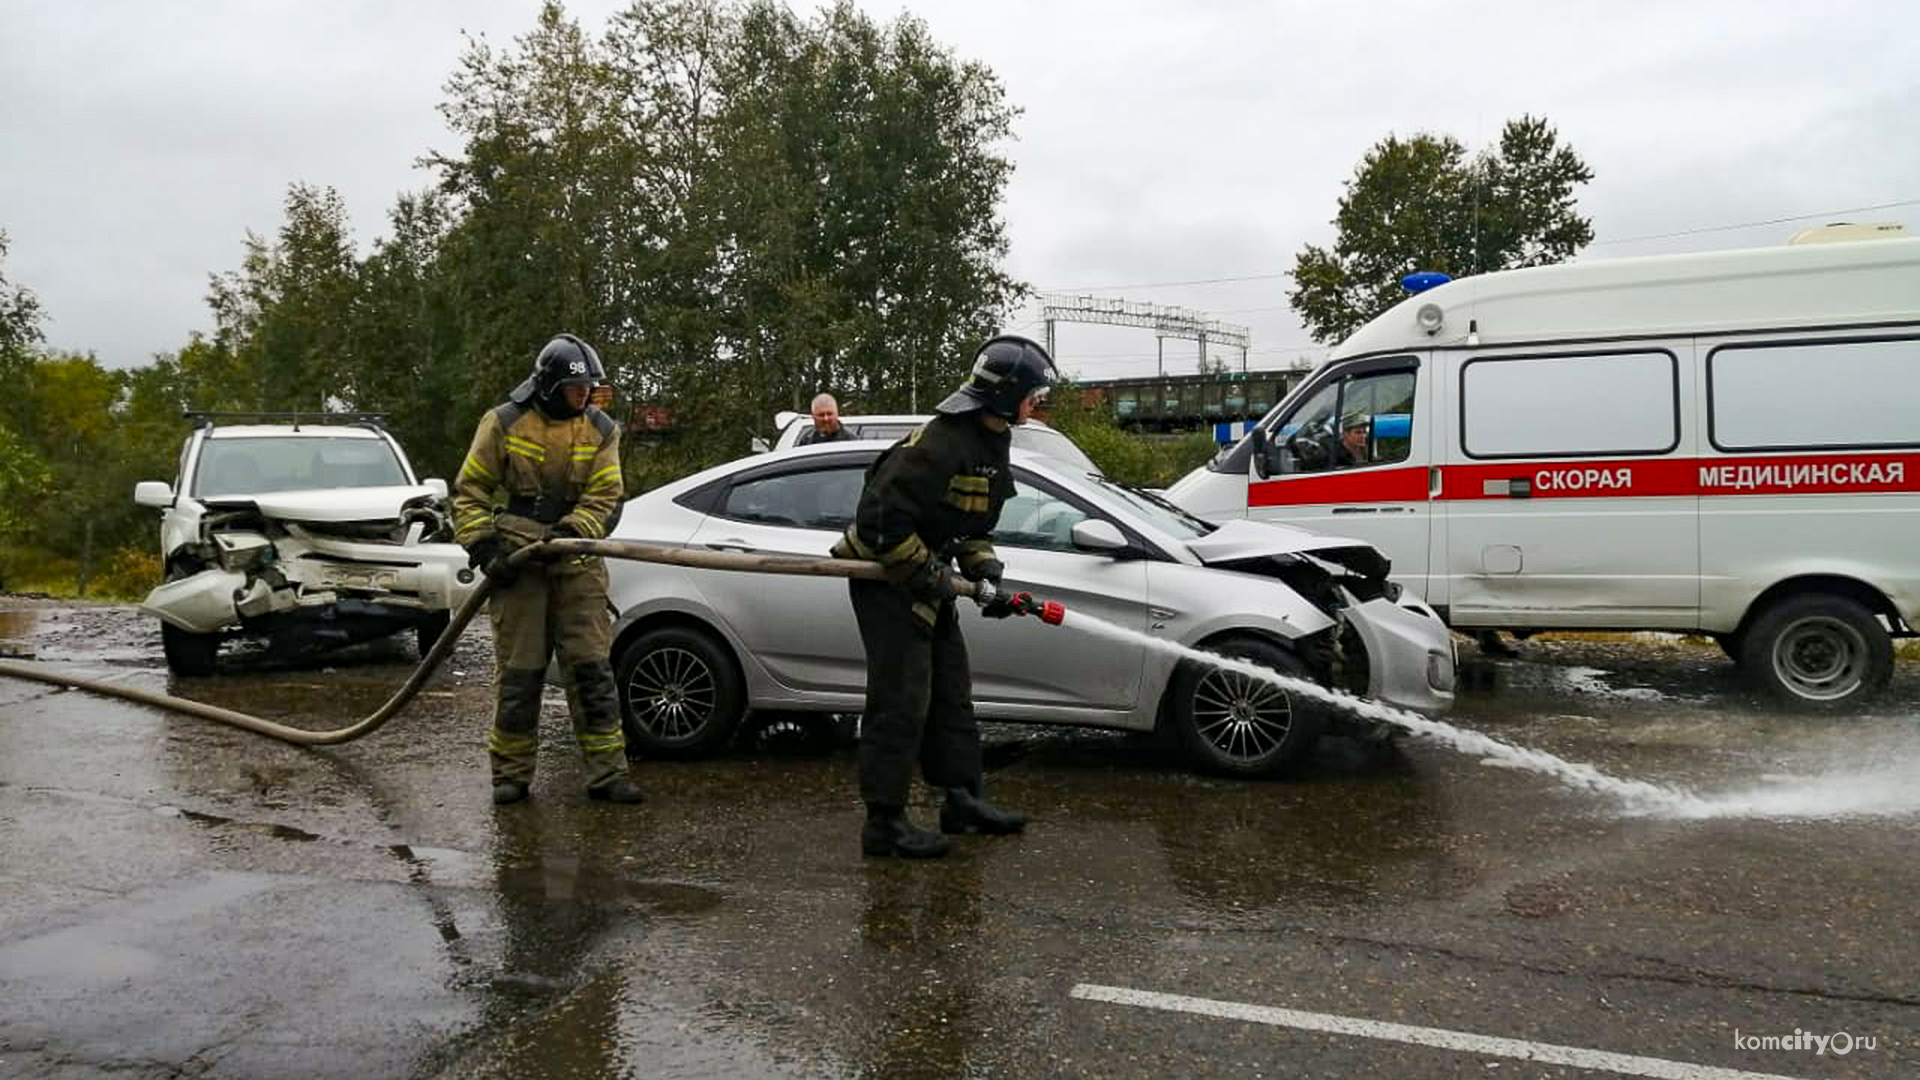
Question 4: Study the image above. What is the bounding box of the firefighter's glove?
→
[468,536,518,587]
[905,559,960,606]
[539,520,581,562]
[962,557,1005,586]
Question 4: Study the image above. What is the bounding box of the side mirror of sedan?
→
[1069,519,1129,555]
[422,478,449,499]
[134,481,174,508]
[1248,427,1269,480]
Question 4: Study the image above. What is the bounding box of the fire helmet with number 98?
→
[511,333,607,414]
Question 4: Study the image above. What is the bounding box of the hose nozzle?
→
[971,580,1066,626]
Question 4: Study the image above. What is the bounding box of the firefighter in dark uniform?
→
[453,333,643,806]
[830,335,1056,858]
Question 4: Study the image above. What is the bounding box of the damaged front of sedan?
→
[1188,522,1458,728]
[134,418,479,675]
[1049,472,1456,775]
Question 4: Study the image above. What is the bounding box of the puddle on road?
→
[0,608,39,657]
[490,862,724,918]
[0,607,38,638]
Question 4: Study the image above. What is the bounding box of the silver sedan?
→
[605,441,1455,777]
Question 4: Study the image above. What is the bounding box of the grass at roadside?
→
[0,546,159,602]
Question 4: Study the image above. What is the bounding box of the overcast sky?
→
[3,0,1916,382]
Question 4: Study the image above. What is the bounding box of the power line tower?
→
[1039,294,1252,377]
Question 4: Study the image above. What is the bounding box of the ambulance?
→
[1163,229,1920,709]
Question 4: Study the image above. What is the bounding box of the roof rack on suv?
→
[184,410,390,432]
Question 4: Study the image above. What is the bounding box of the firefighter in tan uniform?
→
[453,333,642,806]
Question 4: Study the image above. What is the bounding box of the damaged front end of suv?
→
[135,421,480,675]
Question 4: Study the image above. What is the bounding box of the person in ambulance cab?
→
[1336,413,1371,468]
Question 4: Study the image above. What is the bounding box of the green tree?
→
[1289,115,1593,343]
[426,0,1021,470]
[0,230,47,435]
[704,1,1020,429]
[0,231,42,352]
[0,422,51,563]
[207,184,360,410]
[155,0,1022,494]
[341,191,468,478]
[12,354,177,590]
[431,1,652,437]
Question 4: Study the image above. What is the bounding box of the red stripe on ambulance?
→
[1249,453,1919,505]
[1247,467,1429,507]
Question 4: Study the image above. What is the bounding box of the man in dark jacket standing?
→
[796,393,853,445]
[831,335,1055,858]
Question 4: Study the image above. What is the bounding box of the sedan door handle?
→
[703,539,758,553]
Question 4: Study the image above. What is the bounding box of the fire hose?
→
[0,538,1064,748]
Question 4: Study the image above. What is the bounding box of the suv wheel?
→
[161,623,219,677]
[1167,636,1326,778]
[614,626,746,759]
[1738,593,1893,710]
[414,612,451,660]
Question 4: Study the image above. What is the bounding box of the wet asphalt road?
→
[1,601,1916,1080]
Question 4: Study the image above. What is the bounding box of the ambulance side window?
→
[1269,368,1416,474]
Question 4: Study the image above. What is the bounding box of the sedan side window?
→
[992,479,1092,551]
[718,466,867,530]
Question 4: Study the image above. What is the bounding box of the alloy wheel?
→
[627,645,720,740]
[1190,667,1294,764]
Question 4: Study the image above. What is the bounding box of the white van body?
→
[1163,236,1920,707]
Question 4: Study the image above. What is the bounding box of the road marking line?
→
[1069,984,1814,1080]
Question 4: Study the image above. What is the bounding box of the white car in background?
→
[770,411,1103,475]
[134,417,479,675]
[604,440,1456,778]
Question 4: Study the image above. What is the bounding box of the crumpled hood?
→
[203,485,441,523]
[1182,518,1373,563]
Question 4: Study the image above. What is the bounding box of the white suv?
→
[134,415,479,675]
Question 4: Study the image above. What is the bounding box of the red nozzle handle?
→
[1000,591,1066,626]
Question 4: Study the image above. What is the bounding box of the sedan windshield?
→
[194,437,409,497]
[1013,425,1101,475]
[1082,473,1216,539]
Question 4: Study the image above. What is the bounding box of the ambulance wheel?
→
[615,625,745,759]
[1710,630,1745,666]
[161,623,220,677]
[1168,636,1326,778]
[1739,594,1892,710]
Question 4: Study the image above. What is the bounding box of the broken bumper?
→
[142,543,479,634]
[1342,590,1456,714]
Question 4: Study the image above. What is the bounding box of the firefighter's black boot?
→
[492,780,530,805]
[939,785,1028,835]
[862,804,950,859]
[587,777,646,804]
